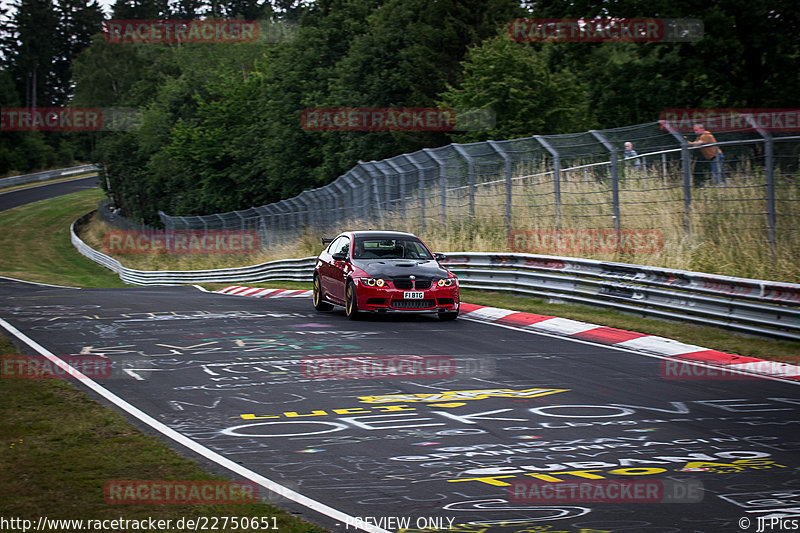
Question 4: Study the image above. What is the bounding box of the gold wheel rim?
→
[346,286,354,315]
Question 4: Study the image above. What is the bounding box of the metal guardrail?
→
[441,253,800,342]
[72,213,800,340]
[70,213,315,286]
[0,164,100,189]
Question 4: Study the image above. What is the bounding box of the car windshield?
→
[353,237,433,260]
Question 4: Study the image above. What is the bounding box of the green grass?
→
[0,188,124,287]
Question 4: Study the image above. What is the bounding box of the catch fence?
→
[154,121,799,257]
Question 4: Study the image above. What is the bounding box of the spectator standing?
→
[688,124,725,185]
[623,141,641,170]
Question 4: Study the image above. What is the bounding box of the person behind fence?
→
[623,141,641,170]
[688,123,725,185]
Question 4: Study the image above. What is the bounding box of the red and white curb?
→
[214,286,800,383]
[215,286,312,298]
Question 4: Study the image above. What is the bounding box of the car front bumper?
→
[354,281,459,314]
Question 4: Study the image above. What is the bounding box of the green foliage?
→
[62,0,800,225]
[439,35,593,141]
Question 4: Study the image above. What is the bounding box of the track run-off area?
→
[1,279,799,533]
[1,177,799,533]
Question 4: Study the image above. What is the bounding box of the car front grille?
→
[392,279,432,290]
[391,299,436,309]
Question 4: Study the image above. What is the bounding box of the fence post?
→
[350,166,372,224]
[321,186,335,231]
[487,140,513,239]
[451,144,475,223]
[402,154,426,234]
[423,148,447,231]
[341,172,363,225]
[663,121,692,237]
[255,205,272,249]
[357,162,383,227]
[272,202,284,244]
[534,135,561,229]
[385,159,408,221]
[332,180,349,227]
[295,194,310,235]
[589,130,620,231]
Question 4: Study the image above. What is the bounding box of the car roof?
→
[345,230,419,239]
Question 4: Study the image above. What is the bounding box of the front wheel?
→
[313,275,333,311]
[345,281,360,320]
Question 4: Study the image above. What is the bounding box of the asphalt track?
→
[1,278,799,533]
[0,174,100,211]
[1,181,800,533]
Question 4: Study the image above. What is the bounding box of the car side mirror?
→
[434,253,446,261]
[331,252,347,261]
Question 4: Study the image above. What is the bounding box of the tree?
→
[439,34,592,141]
[3,0,61,107]
[54,0,104,101]
[526,0,800,118]
[111,0,171,19]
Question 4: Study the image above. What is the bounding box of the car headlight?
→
[437,278,456,287]
[362,278,385,287]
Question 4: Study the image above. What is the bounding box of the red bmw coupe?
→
[312,231,459,320]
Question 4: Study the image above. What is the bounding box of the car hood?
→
[353,259,449,280]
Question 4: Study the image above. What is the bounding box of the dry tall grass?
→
[77,162,800,283]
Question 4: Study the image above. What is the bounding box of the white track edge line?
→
[0,317,391,533]
[0,275,79,289]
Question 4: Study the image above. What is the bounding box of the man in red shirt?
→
[688,124,725,185]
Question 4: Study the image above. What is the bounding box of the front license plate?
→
[404,291,425,299]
